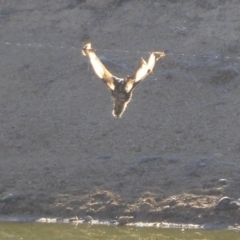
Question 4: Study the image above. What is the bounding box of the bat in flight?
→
[82,43,165,118]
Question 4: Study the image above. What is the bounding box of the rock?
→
[96,155,111,160]
[167,157,179,163]
[85,207,95,215]
[138,156,160,164]
[110,219,117,224]
[168,198,177,206]
[118,216,134,225]
[218,179,227,185]
[198,158,211,167]
[228,201,240,210]
[1,193,22,203]
[187,158,212,176]
[213,153,223,158]
[210,66,239,85]
[66,207,73,212]
[215,197,240,210]
[69,216,78,222]
[127,165,137,171]
[163,205,170,210]
[0,7,17,18]
[84,215,93,223]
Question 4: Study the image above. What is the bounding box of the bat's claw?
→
[154,51,166,60]
[82,42,93,56]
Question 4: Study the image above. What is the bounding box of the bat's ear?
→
[82,43,92,56]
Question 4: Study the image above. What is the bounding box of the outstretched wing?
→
[82,43,115,91]
[125,51,165,93]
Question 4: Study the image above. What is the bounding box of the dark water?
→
[0,223,239,240]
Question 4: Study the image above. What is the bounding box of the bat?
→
[82,43,165,118]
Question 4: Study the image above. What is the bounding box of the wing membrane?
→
[82,43,115,90]
[125,51,165,93]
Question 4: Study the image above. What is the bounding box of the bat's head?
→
[112,92,131,118]
[112,93,129,118]
[110,78,136,118]
[111,89,133,118]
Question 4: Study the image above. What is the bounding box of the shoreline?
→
[0,215,239,231]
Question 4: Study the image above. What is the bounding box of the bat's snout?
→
[112,100,125,118]
[112,109,122,118]
[112,99,128,118]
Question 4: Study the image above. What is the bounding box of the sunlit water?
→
[0,222,239,240]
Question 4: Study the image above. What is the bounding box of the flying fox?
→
[82,43,165,118]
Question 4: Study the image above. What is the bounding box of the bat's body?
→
[82,43,165,118]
